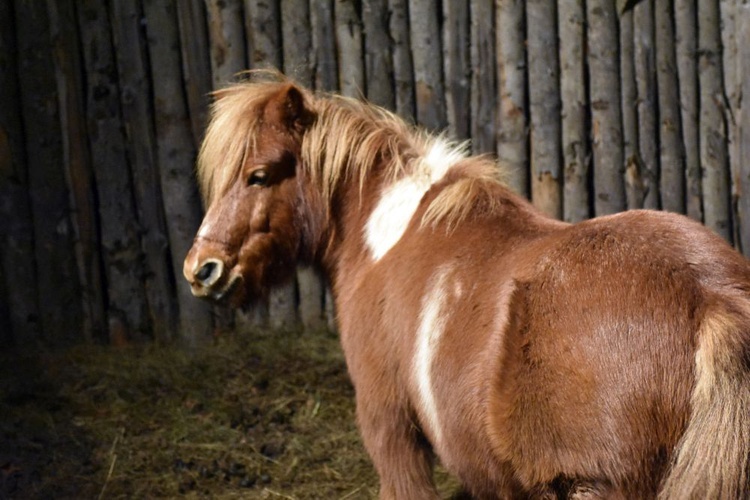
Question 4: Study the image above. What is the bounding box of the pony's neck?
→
[311,136,471,288]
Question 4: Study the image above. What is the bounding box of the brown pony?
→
[184,73,750,499]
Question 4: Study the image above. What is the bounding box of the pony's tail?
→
[659,299,750,499]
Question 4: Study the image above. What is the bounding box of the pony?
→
[184,73,750,499]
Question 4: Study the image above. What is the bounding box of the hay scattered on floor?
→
[0,328,459,499]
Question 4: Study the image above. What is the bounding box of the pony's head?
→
[183,77,315,305]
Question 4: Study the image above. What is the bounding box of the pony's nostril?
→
[194,260,223,286]
[196,262,215,282]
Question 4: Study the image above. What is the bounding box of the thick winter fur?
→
[185,72,750,499]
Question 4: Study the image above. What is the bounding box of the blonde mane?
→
[197,73,506,228]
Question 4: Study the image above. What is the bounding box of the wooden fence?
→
[1,0,749,347]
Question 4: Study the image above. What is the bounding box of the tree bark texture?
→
[0,0,39,344]
[32,0,92,345]
[177,0,213,144]
[470,0,496,154]
[699,0,732,241]
[620,9,644,210]
[587,0,625,216]
[363,0,395,109]
[245,0,282,69]
[281,0,313,84]
[335,0,365,98]
[443,1,471,140]
[527,0,562,219]
[78,0,151,343]
[655,0,685,214]
[558,0,589,223]
[144,0,212,346]
[389,0,415,120]
[496,0,528,196]
[409,0,446,130]
[310,0,338,91]
[111,0,178,343]
[720,0,741,245]
[675,0,702,221]
[281,0,315,329]
[738,4,750,255]
[633,0,659,209]
[205,0,247,89]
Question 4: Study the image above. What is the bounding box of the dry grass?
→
[0,328,459,499]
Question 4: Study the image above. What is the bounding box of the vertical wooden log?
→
[0,266,9,345]
[738,4,750,255]
[310,0,339,331]
[496,0,528,197]
[143,0,212,346]
[655,0,685,214]
[470,0,496,154]
[409,0,446,130]
[721,0,741,244]
[558,0,589,223]
[587,0,625,216]
[239,0,282,329]
[280,0,315,330]
[633,0,659,209]
[363,0,395,109]
[182,1,233,334]
[310,0,338,91]
[527,0,562,219]
[205,0,247,89]
[334,0,365,97]
[443,1,471,140]
[281,0,313,83]
[620,9,644,210]
[245,0,282,70]
[675,0,702,221]
[34,0,94,345]
[176,0,213,144]
[0,0,40,343]
[110,0,178,343]
[77,1,151,342]
[389,0,415,121]
[699,0,732,241]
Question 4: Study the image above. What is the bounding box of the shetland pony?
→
[184,73,750,499]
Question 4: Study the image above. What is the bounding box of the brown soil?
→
[0,328,459,499]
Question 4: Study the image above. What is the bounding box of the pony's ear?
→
[265,84,313,132]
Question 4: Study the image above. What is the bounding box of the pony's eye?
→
[248,169,268,187]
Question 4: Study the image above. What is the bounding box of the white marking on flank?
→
[414,266,452,448]
[364,139,468,261]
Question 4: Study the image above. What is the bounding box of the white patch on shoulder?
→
[364,138,467,261]
[414,266,452,448]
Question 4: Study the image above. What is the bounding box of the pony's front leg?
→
[356,393,439,500]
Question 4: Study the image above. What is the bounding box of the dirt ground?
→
[0,327,459,499]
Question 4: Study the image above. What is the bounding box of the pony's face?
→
[184,85,310,306]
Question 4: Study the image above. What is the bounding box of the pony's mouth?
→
[191,273,243,304]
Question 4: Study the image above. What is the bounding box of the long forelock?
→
[197,81,289,206]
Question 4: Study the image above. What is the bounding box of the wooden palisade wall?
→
[1,0,749,347]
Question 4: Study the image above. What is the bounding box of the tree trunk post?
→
[496,0,528,197]
[587,0,625,216]
[527,0,562,219]
[409,0,446,131]
[699,0,732,241]
[470,0,497,154]
[558,0,589,223]
[144,0,213,347]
